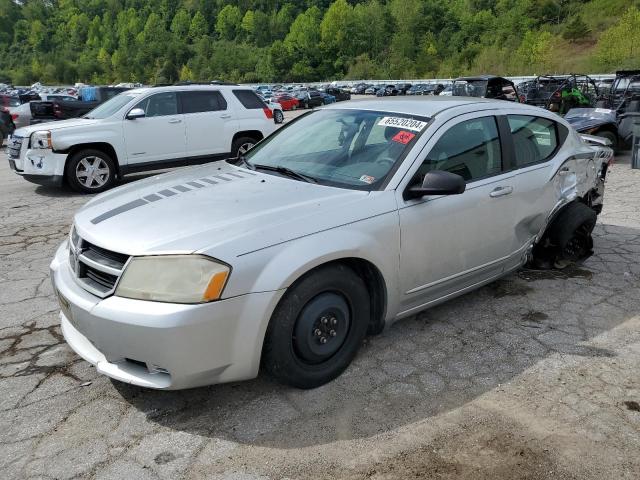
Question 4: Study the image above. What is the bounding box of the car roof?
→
[127,85,253,95]
[322,96,541,117]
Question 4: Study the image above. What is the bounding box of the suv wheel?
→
[231,136,257,158]
[595,130,618,151]
[262,264,370,389]
[274,109,284,124]
[65,149,116,194]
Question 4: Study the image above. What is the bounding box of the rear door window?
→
[232,90,266,109]
[507,115,558,167]
[180,91,227,114]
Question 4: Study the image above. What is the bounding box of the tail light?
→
[262,107,273,119]
[11,113,18,121]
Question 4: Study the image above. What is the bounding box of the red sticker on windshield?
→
[391,131,416,144]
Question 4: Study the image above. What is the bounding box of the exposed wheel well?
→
[232,130,264,146]
[64,143,120,175]
[289,258,387,336]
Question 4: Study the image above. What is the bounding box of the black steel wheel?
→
[262,264,370,389]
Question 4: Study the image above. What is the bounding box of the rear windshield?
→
[233,89,267,109]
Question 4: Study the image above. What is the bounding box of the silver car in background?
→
[50,97,612,390]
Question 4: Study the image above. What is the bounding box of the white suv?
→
[7,85,277,193]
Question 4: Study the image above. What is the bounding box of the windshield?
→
[452,80,487,97]
[84,93,141,119]
[8,97,20,107]
[242,109,429,190]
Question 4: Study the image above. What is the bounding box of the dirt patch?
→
[490,280,533,299]
[624,401,640,412]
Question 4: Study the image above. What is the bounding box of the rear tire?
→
[532,202,597,269]
[262,264,370,389]
[65,149,116,194]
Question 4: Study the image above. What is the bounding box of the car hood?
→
[73,162,380,258]
[14,117,101,137]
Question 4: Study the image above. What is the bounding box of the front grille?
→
[8,135,24,159]
[69,227,130,298]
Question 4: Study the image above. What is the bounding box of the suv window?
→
[507,115,558,167]
[232,89,266,109]
[417,116,502,182]
[134,92,178,117]
[180,91,227,114]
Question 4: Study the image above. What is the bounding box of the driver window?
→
[416,116,502,183]
[133,92,178,117]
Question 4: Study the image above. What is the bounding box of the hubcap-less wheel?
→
[563,223,592,260]
[293,292,350,364]
[275,110,284,123]
[75,156,110,189]
[237,142,254,156]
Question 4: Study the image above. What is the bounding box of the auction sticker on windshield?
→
[378,117,427,132]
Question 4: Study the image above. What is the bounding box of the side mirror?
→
[126,108,145,120]
[403,170,466,200]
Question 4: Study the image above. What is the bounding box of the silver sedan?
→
[50,97,612,389]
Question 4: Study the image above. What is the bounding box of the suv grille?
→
[8,135,24,159]
[69,228,130,298]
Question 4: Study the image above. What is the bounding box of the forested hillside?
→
[0,0,638,85]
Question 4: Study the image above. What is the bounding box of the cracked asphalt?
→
[1,138,639,479]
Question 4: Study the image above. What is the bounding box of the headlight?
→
[30,130,52,149]
[115,255,230,304]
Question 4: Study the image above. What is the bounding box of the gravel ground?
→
[0,119,639,479]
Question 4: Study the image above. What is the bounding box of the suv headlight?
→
[30,130,52,149]
[115,255,230,304]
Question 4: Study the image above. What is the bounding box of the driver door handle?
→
[220,114,232,119]
[489,186,513,197]
[168,119,182,124]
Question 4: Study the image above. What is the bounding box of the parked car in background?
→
[262,97,285,123]
[364,85,379,95]
[396,83,412,95]
[295,90,324,109]
[1,108,16,144]
[273,93,299,110]
[1,94,21,109]
[452,75,519,101]
[325,87,351,102]
[30,86,130,124]
[8,85,277,192]
[51,97,611,391]
[7,102,31,129]
[320,92,336,104]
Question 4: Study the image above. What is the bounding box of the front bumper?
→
[13,148,67,187]
[50,242,285,390]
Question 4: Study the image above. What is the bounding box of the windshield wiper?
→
[236,155,255,170]
[252,164,318,183]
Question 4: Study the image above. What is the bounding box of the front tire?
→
[231,136,257,158]
[65,149,116,194]
[262,264,370,389]
[274,109,284,124]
